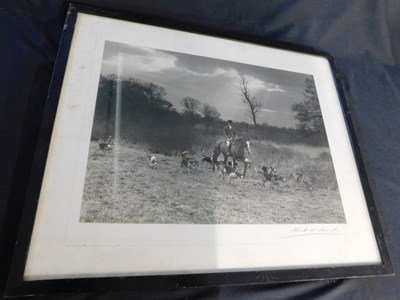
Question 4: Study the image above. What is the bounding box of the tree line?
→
[91,74,329,152]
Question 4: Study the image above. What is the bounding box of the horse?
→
[212,137,251,174]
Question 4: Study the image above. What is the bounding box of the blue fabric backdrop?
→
[1,1,399,298]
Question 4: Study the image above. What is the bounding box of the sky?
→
[100,41,315,128]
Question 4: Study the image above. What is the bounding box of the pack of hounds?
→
[95,137,311,188]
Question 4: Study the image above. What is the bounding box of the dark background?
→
[0,0,399,299]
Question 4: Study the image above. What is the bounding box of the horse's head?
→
[235,137,251,154]
[245,138,251,154]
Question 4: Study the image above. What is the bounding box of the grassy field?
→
[80,140,345,224]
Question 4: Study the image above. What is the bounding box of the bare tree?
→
[237,72,262,126]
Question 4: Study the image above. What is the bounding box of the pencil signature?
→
[283,226,340,238]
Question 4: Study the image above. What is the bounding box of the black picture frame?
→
[5,3,393,297]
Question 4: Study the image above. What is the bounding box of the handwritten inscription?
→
[292,227,339,233]
[282,226,341,239]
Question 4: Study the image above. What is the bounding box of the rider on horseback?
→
[223,120,237,155]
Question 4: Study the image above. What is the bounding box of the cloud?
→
[103,48,178,74]
[260,108,277,113]
[264,83,285,92]
[240,74,286,95]
[103,41,154,60]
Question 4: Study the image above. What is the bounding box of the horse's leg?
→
[242,160,247,178]
[212,150,220,171]
[223,154,228,166]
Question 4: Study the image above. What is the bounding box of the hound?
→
[181,151,197,173]
[147,155,158,168]
[255,163,285,187]
[201,153,213,167]
[189,159,200,170]
[96,136,114,155]
[145,149,158,168]
[262,166,277,175]
[219,159,250,184]
[288,166,313,190]
[219,164,244,184]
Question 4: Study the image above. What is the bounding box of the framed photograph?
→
[6,3,393,296]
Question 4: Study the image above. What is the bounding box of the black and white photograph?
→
[79,40,345,225]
